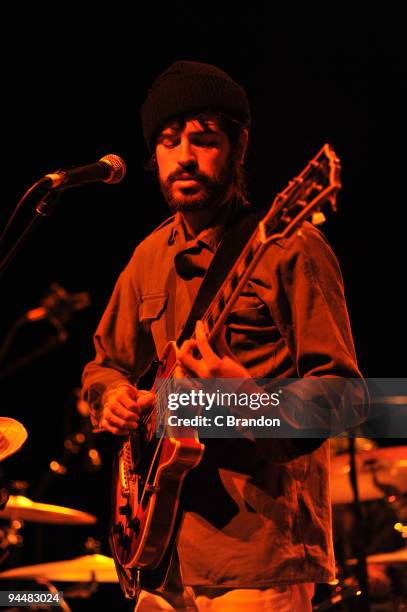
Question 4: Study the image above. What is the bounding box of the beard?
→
[158,157,236,213]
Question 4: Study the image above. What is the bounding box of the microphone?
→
[25,283,91,323]
[40,154,126,189]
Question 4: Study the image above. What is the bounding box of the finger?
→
[177,353,206,377]
[106,384,138,402]
[177,339,202,374]
[136,391,156,413]
[173,363,187,379]
[178,338,198,359]
[214,326,236,359]
[100,417,131,436]
[195,320,219,365]
[115,394,140,413]
[123,385,140,400]
[107,413,133,429]
[108,403,140,424]
[136,389,152,397]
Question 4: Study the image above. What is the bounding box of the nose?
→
[177,136,196,170]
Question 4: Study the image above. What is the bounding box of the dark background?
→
[3,5,406,609]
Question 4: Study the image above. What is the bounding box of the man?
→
[82,61,365,610]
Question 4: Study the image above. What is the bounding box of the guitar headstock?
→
[261,144,341,243]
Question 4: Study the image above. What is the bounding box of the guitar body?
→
[110,341,204,594]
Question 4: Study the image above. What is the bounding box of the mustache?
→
[167,169,210,184]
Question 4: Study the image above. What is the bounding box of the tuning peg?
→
[312,211,326,226]
[329,195,338,212]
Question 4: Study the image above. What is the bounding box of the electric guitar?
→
[110,143,341,598]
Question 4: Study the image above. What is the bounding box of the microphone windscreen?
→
[100,154,126,184]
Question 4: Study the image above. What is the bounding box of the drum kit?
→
[0,419,406,609]
[0,417,119,610]
[330,442,407,506]
[313,439,407,609]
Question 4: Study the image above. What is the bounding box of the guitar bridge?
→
[119,456,131,497]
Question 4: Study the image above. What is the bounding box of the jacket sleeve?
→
[81,254,156,427]
[253,222,368,461]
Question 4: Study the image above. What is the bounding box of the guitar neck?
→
[202,223,266,344]
[198,143,341,347]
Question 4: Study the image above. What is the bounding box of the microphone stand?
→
[0,335,66,381]
[34,389,102,501]
[348,436,370,610]
[0,281,73,380]
[0,189,62,280]
[1,153,125,279]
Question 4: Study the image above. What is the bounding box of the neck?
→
[180,209,218,238]
[179,189,235,238]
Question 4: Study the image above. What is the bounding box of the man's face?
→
[155,115,233,213]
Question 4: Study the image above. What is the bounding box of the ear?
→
[237,128,249,164]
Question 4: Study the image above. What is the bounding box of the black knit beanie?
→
[141,60,251,150]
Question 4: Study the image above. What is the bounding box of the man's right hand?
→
[99,384,155,435]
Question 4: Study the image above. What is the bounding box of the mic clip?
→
[36,189,63,217]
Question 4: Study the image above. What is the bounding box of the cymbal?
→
[347,547,407,566]
[0,417,27,461]
[371,395,407,406]
[330,436,377,455]
[366,547,407,565]
[330,445,407,504]
[0,554,118,582]
[0,495,97,525]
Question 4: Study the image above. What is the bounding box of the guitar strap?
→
[164,266,178,342]
[138,207,263,597]
[176,206,264,347]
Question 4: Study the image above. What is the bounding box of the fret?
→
[206,312,214,330]
[245,248,254,266]
[230,273,239,291]
[236,263,245,279]
[211,303,220,321]
[222,287,233,306]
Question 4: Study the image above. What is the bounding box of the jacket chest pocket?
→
[228,291,272,330]
[139,292,168,355]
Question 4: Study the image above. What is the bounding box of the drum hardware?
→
[0,495,97,525]
[330,445,407,505]
[0,553,118,583]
